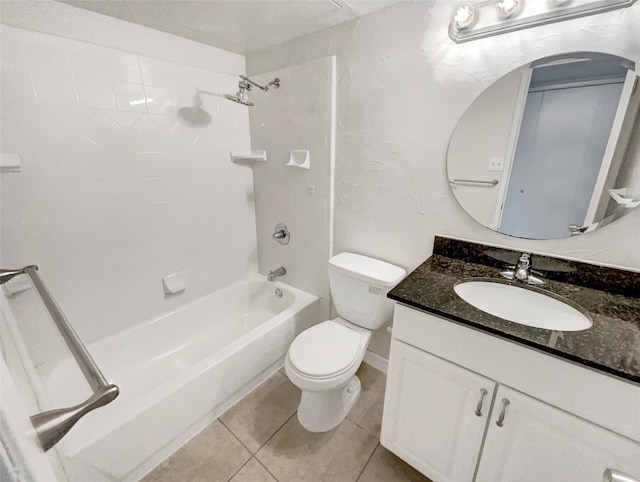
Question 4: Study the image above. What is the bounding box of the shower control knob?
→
[272,223,290,245]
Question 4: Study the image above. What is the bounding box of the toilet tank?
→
[329,253,406,330]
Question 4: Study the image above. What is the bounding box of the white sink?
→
[454,280,592,331]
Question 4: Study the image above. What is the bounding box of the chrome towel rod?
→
[451,178,499,186]
[1,265,119,451]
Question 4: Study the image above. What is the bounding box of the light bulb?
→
[454,4,475,30]
[496,0,521,18]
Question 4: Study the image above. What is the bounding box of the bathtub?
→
[36,275,318,482]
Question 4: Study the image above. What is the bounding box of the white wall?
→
[247,0,640,358]
[0,21,256,345]
[249,57,335,320]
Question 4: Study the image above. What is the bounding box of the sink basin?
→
[454,279,592,331]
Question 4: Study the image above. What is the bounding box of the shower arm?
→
[239,75,280,91]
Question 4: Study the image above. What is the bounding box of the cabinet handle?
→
[475,388,488,416]
[495,398,510,427]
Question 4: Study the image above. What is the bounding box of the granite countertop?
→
[388,238,640,384]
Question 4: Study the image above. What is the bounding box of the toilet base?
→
[297,376,362,432]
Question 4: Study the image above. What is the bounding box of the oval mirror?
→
[447,52,639,240]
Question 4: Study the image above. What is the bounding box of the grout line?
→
[345,416,379,441]
[219,418,256,457]
[255,411,297,458]
[226,456,253,482]
[355,441,379,482]
[254,456,280,482]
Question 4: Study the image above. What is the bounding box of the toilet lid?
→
[288,321,364,379]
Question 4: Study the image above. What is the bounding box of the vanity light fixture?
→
[449,0,637,43]
[496,0,521,18]
[454,3,476,29]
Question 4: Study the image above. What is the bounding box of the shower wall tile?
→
[0,25,256,351]
[24,42,78,106]
[250,56,335,320]
[112,81,148,113]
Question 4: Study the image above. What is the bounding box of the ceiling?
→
[59,0,404,54]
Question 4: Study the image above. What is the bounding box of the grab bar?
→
[450,178,499,186]
[1,265,119,451]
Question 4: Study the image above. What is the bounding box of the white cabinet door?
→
[476,385,640,482]
[381,339,496,482]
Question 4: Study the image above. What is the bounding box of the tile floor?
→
[143,364,432,482]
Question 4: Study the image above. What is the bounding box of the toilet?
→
[285,252,406,432]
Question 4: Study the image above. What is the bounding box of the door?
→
[499,81,624,239]
[584,70,640,224]
[476,385,640,482]
[381,339,496,482]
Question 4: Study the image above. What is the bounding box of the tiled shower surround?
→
[250,57,335,320]
[0,26,256,344]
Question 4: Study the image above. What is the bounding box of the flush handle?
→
[496,398,510,427]
[475,388,488,417]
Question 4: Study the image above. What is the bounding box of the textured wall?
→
[1,25,255,344]
[247,1,640,358]
[249,57,335,320]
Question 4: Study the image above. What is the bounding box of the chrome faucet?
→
[268,266,286,281]
[500,253,544,285]
[515,253,531,281]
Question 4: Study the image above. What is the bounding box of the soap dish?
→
[286,150,310,169]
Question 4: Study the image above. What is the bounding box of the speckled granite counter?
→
[388,237,640,384]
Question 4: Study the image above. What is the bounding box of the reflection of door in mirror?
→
[499,76,624,239]
[447,52,640,240]
[586,70,640,224]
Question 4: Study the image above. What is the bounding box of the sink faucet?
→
[500,253,544,285]
[515,253,531,281]
[268,266,286,282]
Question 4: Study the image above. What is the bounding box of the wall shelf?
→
[230,150,267,165]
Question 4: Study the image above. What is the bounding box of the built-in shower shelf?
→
[286,150,310,169]
[230,150,267,165]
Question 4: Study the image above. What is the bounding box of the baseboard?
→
[363,350,388,374]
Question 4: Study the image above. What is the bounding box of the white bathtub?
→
[38,275,318,481]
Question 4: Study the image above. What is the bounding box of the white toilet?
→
[285,252,406,432]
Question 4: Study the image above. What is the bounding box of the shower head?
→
[178,94,212,126]
[223,75,280,107]
[224,88,254,107]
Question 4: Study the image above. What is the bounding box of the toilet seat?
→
[287,320,365,380]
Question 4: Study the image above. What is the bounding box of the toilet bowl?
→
[285,318,371,432]
[285,253,405,432]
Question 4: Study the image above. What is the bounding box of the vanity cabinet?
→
[383,340,495,482]
[381,304,640,482]
[476,385,640,482]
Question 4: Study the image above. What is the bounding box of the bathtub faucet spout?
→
[268,267,286,281]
